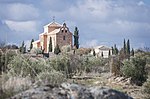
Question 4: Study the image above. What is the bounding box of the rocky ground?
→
[70,73,144,99]
[11,82,133,99]
[9,72,145,99]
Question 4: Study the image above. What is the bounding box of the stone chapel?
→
[32,21,72,53]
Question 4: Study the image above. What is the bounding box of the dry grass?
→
[0,75,31,99]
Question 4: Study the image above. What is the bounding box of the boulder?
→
[11,83,133,99]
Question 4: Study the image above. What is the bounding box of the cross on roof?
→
[52,16,55,22]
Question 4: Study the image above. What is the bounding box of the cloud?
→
[41,0,74,11]
[83,39,99,48]
[138,1,145,6]
[65,0,150,48]
[0,3,39,21]
[0,0,150,48]
[5,20,38,32]
[68,0,150,23]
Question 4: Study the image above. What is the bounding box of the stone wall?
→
[56,32,72,48]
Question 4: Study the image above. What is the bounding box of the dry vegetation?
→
[0,47,150,99]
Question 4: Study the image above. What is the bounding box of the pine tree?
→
[131,48,134,56]
[49,37,52,52]
[30,39,34,51]
[123,39,126,54]
[54,44,61,55]
[74,27,79,49]
[126,39,130,55]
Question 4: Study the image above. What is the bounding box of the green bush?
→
[61,45,72,53]
[110,56,121,76]
[0,50,17,73]
[75,48,91,55]
[49,54,77,78]
[49,54,109,77]
[54,44,61,55]
[122,56,147,85]
[0,75,31,99]
[8,54,53,78]
[37,71,66,86]
[142,78,150,99]
[30,48,43,55]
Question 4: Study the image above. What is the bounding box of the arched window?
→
[63,36,65,40]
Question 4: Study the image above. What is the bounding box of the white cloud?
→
[0,3,39,21]
[67,0,150,32]
[83,39,99,48]
[68,0,150,23]
[137,1,145,6]
[5,20,38,32]
[0,0,150,48]
[68,0,121,23]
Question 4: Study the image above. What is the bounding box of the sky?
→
[0,0,150,49]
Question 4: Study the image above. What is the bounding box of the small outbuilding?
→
[91,45,112,58]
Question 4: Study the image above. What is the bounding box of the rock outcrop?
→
[11,83,133,99]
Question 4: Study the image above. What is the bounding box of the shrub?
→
[76,48,91,55]
[2,76,31,92]
[110,56,121,76]
[61,45,72,53]
[122,56,147,85]
[54,44,61,55]
[0,75,31,99]
[30,48,42,55]
[49,54,77,78]
[8,54,53,78]
[0,50,17,73]
[49,54,109,77]
[37,71,66,86]
[0,50,3,73]
[142,78,150,99]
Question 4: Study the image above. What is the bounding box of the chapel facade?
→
[32,21,72,53]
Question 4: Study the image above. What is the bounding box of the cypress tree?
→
[108,50,111,56]
[131,48,134,56]
[123,39,126,54]
[54,44,61,55]
[30,39,34,51]
[24,45,26,53]
[126,39,130,55]
[101,51,104,57]
[114,44,119,55]
[74,27,79,49]
[112,46,114,55]
[20,41,25,54]
[49,37,52,52]
[93,49,96,56]
[21,41,24,48]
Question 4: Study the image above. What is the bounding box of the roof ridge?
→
[44,21,62,27]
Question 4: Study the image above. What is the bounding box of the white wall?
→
[91,48,112,58]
